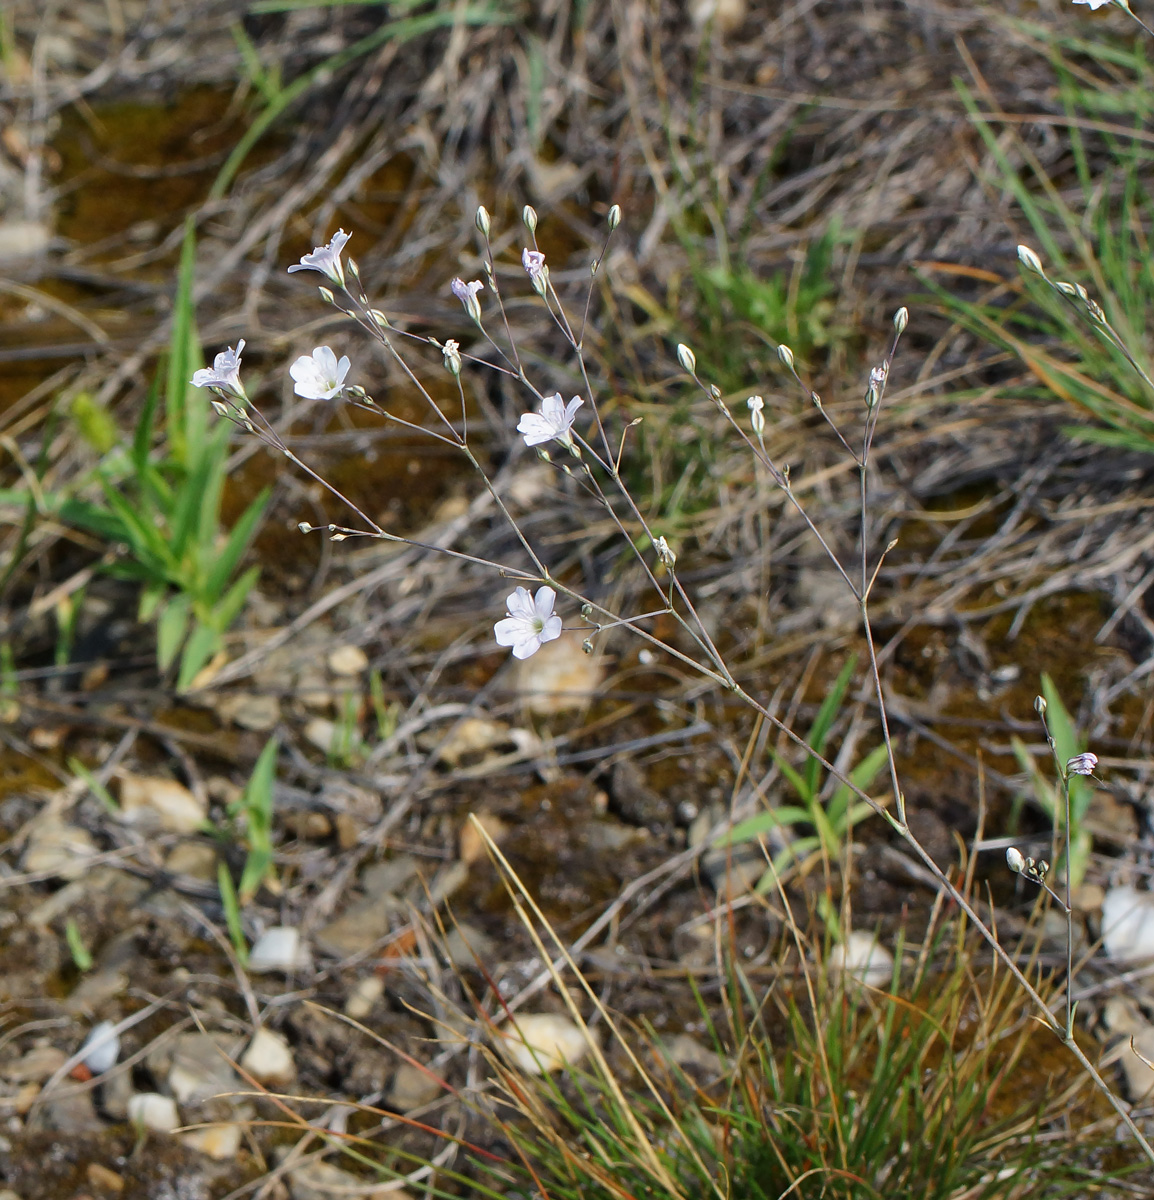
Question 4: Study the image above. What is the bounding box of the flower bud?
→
[522,204,538,233]
[747,394,765,435]
[346,257,360,281]
[1006,846,1025,875]
[676,343,697,374]
[298,521,313,533]
[475,205,491,237]
[318,287,335,305]
[1034,695,1047,716]
[653,535,676,568]
[607,203,622,230]
[893,306,909,334]
[370,309,390,327]
[442,338,462,377]
[1017,244,1045,275]
[1054,281,1077,296]
[777,344,795,369]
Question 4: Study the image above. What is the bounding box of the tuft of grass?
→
[463,821,1132,1200]
[937,25,1154,453]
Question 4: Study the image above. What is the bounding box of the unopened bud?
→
[653,535,676,568]
[522,204,538,233]
[747,394,765,435]
[676,343,697,374]
[607,203,622,230]
[475,205,491,237]
[370,309,390,327]
[1034,695,1047,717]
[1054,281,1077,297]
[893,306,908,334]
[298,521,313,533]
[530,265,549,296]
[582,638,595,655]
[346,257,360,281]
[442,338,462,377]
[1017,245,1045,275]
[777,344,795,369]
[211,400,228,417]
[319,287,335,305]
[1006,846,1025,874]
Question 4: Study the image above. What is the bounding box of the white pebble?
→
[79,1020,120,1074]
[828,931,894,988]
[1102,886,1154,963]
[128,1092,180,1132]
[248,926,310,974]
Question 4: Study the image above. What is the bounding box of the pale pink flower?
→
[517,392,583,448]
[288,229,351,286]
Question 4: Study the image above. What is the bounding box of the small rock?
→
[304,718,340,755]
[86,1162,125,1193]
[213,692,281,732]
[512,631,603,714]
[327,645,369,676]
[5,1043,67,1083]
[240,1028,295,1086]
[64,969,129,1015]
[127,1091,180,1132]
[164,841,218,881]
[441,922,496,968]
[360,855,419,898]
[285,1158,390,1200]
[688,0,746,34]
[315,898,404,959]
[0,220,50,261]
[32,1088,104,1132]
[659,1033,724,1077]
[1118,1024,1154,1101]
[386,1062,441,1112]
[181,1122,243,1160]
[79,1020,120,1074]
[344,975,384,1021]
[498,1013,594,1075]
[428,860,469,905]
[828,931,894,988]
[22,822,98,879]
[1102,885,1154,963]
[117,772,206,834]
[157,1032,242,1106]
[431,716,513,767]
[249,926,311,974]
[459,812,508,865]
[10,1081,40,1114]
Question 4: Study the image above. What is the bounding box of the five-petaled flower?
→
[451,277,485,322]
[522,248,546,279]
[494,585,563,659]
[517,392,583,448]
[191,340,247,401]
[290,346,351,400]
[288,230,351,287]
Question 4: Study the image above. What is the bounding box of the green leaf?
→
[203,488,269,601]
[211,565,260,636]
[723,806,812,845]
[828,743,890,826]
[176,623,221,691]
[768,748,811,805]
[804,655,857,798]
[68,757,118,813]
[157,595,192,672]
[217,862,248,966]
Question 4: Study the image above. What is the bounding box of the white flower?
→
[287,229,351,287]
[191,340,246,400]
[494,585,563,660]
[289,346,351,400]
[451,277,485,322]
[517,392,583,448]
[1073,0,1115,8]
[522,248,546,279]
